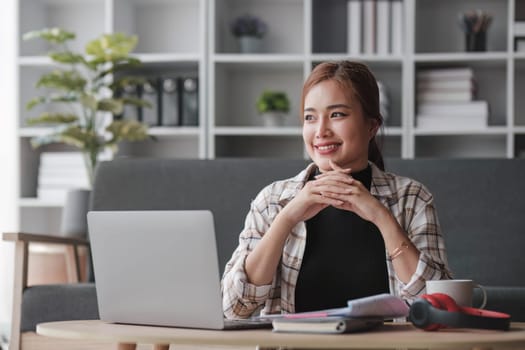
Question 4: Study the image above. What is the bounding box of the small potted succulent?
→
[230,14,267,53]
[256,90,290,127]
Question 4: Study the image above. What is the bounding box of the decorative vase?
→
[238,36,262,53]
[261,112,285,127]
[60,188,91,237]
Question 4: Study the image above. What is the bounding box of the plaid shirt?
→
[221,162,451,319]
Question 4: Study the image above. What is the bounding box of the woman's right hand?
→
[279,177,345,224]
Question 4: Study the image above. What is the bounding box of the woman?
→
[221,61,451,319]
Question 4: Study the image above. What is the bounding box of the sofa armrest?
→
[2,232,90,350]
[3,232,89,246]
[474,286,525,321]
[3,232,89,284]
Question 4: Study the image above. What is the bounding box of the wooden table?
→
[37,320,525,350]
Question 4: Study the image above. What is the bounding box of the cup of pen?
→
[466,30,487,52]
[459,10,492,52]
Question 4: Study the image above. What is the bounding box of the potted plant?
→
[23,27,152,186]
[256,90,290,127]
[23,27,153,236]
[230,14,267,53]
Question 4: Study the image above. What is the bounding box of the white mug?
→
[425,279,487,309]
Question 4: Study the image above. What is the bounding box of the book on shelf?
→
[390,0,403,54]
[417,67,474,81]
[376,0,390,55]
[515,21,525,37]
[347,0,362,54]
[272,316,384,334]
[417,90,473,103]
[418,100,489,117]
[362,0,376,54]
[417,79,474,92]
[37,152,89,202]
[516,38,525,52]
[40,152,86,167]
[416,114,488,130]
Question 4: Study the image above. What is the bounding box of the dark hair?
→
[301,61,385,170]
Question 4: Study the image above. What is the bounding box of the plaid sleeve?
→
[221,187,275,319]
[395,185,452,301]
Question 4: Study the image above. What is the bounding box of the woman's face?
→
[302,79,378,172]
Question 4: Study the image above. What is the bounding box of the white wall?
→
[0,0,19,341]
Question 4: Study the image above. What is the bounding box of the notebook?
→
[88,210,272,330]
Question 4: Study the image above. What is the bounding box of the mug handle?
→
[474,283,487,309]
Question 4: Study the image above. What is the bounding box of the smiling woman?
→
[221,60,452,320]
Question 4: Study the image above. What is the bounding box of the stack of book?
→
[37,152,90,202]
[268,293,408,334]
[347,0,403,55]
[416,67,489,131]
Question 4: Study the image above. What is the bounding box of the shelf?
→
[415,52,509,63]
[137,53,201,64]
[311,54,404,65]
[213,54,305,64]
[213,126,302,136]
[19,127,54,137]
[414,127,508,136]
[148,127,200,137]
[18,56,54,66]
[19,198,63,208]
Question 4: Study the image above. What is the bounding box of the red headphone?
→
[408,293,511,331]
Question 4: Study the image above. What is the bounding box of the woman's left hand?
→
[316,160,390,225]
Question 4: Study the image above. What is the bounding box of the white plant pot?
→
[60,188,91,237]
[238,36,262,53]
[261,112,285,127]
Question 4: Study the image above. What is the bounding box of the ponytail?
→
[368,136,385,171]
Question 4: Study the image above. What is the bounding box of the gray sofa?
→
[9,158,525,349]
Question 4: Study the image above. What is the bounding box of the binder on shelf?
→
[347,0,362,55]
[160,77,180,126]
[119,84,141,122]
[390,0,403,54]
[180,77,199,126]
[140,78,161,127]
[376,0,390,55]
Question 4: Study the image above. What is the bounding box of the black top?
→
[294,165,389,313]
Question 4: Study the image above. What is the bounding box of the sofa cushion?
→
[385,158,525,287]
[91,158,310,273]
[21,283,98,332]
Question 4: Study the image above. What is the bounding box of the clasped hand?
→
[281,160,387,225]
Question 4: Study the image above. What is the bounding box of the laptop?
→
[88,210,272,330]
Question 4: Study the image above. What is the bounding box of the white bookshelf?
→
[15,0,525,232]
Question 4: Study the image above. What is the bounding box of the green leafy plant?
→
[256,90,290,114]
[23,27,152,186]
[230,14,268,38]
